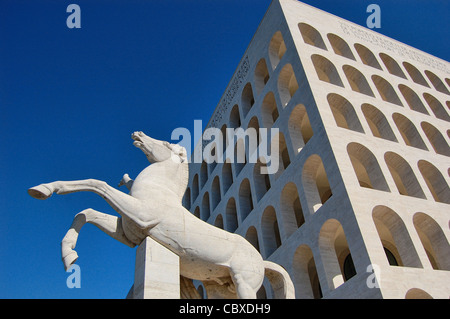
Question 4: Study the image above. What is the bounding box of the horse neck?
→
[153,158,189,202]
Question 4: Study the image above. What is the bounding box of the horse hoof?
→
[63,251,79,271]
[28,184,53,200]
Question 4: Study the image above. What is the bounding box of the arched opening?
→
[302,154,332,213]
[425,70,450,95]
[293,245,321,299]
[261,91,279,128]
[403,62,429,87]
[229,104,241,129]
[233,138,246,176]
[193,206,200,219]
[361,103,397,142]
[201,192,211,221]
[392,113,428,150]
[379,53,406,78]
[238,178,253,221]
[354,43,382,69]
[319,219,355,289]
[327,93,364,132]
[421,122,450,156]
[245,226,260,252]
[278,63,299,107]
[222,162,233,194]
[225,197,238,232]
[253,159,271,202]
[298,23,327,50]
[200,161,208,189]
[192,174,199,202]
[241,82,255,118]
[271,132,290,180]
[372,75,403,106]
[269,31,287,70]
[347,142,390,191]
[384,152,426,198]
[311,55,344,87]
[343,65,374,96]
[254,58,270,96]
[182,187,191,210]
[423,93,450,122]
[211,176,221,210]
[288,104,313,155]
[417,160,450,204]
[214,214,224,229]
[413,212,450,270]
[398,84,429,114]
[372,205,422,268]
[261,206,282,258]
[327,33,355,60]
[280,182,305,237]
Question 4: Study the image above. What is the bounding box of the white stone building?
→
[183,0,450,299]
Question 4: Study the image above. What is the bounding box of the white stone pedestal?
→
[129,236,180,299]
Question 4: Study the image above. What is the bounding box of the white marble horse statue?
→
[28,131,295,299]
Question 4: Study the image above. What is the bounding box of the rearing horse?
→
[28,131,294,299]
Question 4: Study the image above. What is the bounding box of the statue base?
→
[127,237,180,299]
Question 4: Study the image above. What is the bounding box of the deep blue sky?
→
[0,0,448,299]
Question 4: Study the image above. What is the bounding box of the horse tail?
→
[264,260,296,299]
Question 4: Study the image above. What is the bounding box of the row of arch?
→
[291,207,449,299]
[311,54,450,122]
[298,22,450,96]
[328,93,450,156]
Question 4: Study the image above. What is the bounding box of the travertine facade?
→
[184,0,450,299]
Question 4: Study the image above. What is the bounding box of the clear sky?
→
[0,0,448,299]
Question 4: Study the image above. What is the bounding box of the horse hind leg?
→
[61,208,135,271]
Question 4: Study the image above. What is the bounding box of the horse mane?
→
[165,142,189,202]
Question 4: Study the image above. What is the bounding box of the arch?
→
[354,43,382,69]
[417,160,450,204]
[229,104,241,129]
[311,55,344,87]
[421,122,450,156]
[379,53,406,78]
[413,212,450,270]
[298,23,327,50]
[327,93,364,132]
[372,205,422,268]
[253,159,271,202]
[280,182,305,238]
[278,63,299,107]
[193,206,200,219]
[384,152,426,198]
[405,288,433,299]
[361,103,397,141]
[319,219,355,289]
[254,58,270,96]
[225,197,238,232]
[343,65,374,96]
[241,82,255,118]
[233,138,246,176]
[271,132,290,180]
[398,84,429,114]
[214,214,224,229]
[211,176,221,210]
[200,161,208,189]
[182,187,191,210]
[392,113,428,150]
[261,91,279,128]
[302,154,332,213]
[269,30,287,70]
[372,75,403,106]
[245,226,260,252]
[425,70,450,95]
[288,104,313,155]
[201,192,211,221]
[347,142,390,191]
[402,62,429,87]
[261,206,282,258]
[222,162,233,194]
[192,174,199,202]
[423,93,450,122]
[293,245,321,299]
[327,33,355,60]
[238,178,253,221]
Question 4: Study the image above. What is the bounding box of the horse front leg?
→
[28,179,150,228]
[61,208,136,270]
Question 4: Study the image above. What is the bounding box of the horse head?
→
[132,131,187,164]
